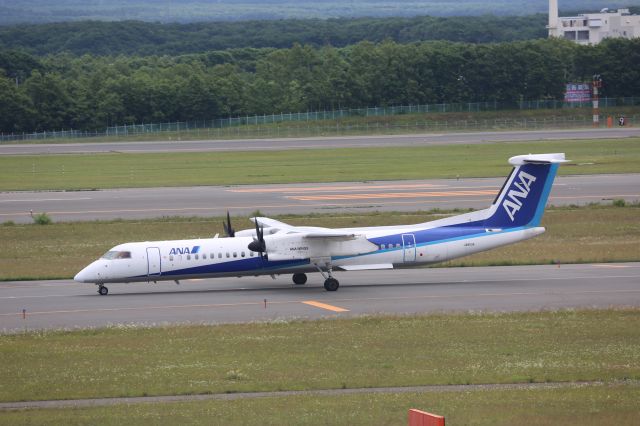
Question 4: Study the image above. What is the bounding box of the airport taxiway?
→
[1,173,638,223]
[1,128,639,155]
[1,263,639,333]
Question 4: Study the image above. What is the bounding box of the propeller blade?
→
[223,211,235,237]
[247,220,266,255]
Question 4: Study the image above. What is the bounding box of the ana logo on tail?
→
[502,170,537,221]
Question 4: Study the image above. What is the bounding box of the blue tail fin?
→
[483,153,567,229]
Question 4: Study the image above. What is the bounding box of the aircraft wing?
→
[248,216,378,261]
[252,217,356,239]
[251,216,296,232]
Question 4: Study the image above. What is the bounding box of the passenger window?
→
[233,252,237,258]
[195,254,199,260]
[187,255,191,260]
[226,252,230,258]
[381,244,385,250]
[249,251,254,257]
[241,252,245,257]
[169,255,174,261]
[218,253,222,258]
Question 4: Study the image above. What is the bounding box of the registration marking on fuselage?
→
[302,300,349,312]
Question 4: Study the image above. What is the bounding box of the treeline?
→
[1,38,639,133]
[0,15,550,56]
[1,0,634,25]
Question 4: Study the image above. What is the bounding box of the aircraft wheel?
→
[324,278,339,292]
[292,273,307,285]
[98,286,109,296]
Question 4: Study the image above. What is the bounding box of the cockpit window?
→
[102,251,131,260]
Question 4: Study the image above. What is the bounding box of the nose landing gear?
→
[97,285,109,296]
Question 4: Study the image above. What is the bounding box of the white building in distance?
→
[548,1,640,44]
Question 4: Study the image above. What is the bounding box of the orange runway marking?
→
[0,300,349,317]
[302,300,349,312]
[289,190,497,201]
[228,184,498,194]
[228,183,443,193]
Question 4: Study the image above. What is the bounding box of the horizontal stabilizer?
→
[508,153,568,166]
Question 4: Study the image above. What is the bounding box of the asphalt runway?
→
[1,173,638,223]
[1,263,638,333]
[1,128,639,155]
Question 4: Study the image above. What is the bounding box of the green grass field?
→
[1,309,639,424]
[1,310,639,402]
[2,383,638,425]
[10,105,640,145]
[1,204,638,281]
[1,138,639,191]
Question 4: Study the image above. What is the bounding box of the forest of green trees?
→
[2,37,639,134]
[0,15,549,56]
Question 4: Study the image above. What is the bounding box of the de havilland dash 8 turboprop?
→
[74,153,568,295]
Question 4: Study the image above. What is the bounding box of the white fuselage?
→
[74,222,545,284]
[74,152,566,292]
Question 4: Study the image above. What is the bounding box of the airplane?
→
[74,153,568,295]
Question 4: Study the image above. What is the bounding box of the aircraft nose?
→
[74,268,88,283]
[74,264,96,283]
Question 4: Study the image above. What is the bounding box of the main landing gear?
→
[292,273,308,285]
[97,285,109,296]
[312,262,340,291]
[323,278,339,292]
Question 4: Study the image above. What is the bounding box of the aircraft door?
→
[146,247,161,277]
[402,234,416,263]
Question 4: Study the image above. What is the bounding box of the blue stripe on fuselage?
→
[135,256,308,279]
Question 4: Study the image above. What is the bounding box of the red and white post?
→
[592,74,602,128]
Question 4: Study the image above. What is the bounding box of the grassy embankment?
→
[1,204,638,281]
[1,137,639,191]
[10,105,640,144]
[2,384,639,425]
[0,309,639,424]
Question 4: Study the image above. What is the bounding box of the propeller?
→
[223,211,235,237]
[247,219,266,257]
